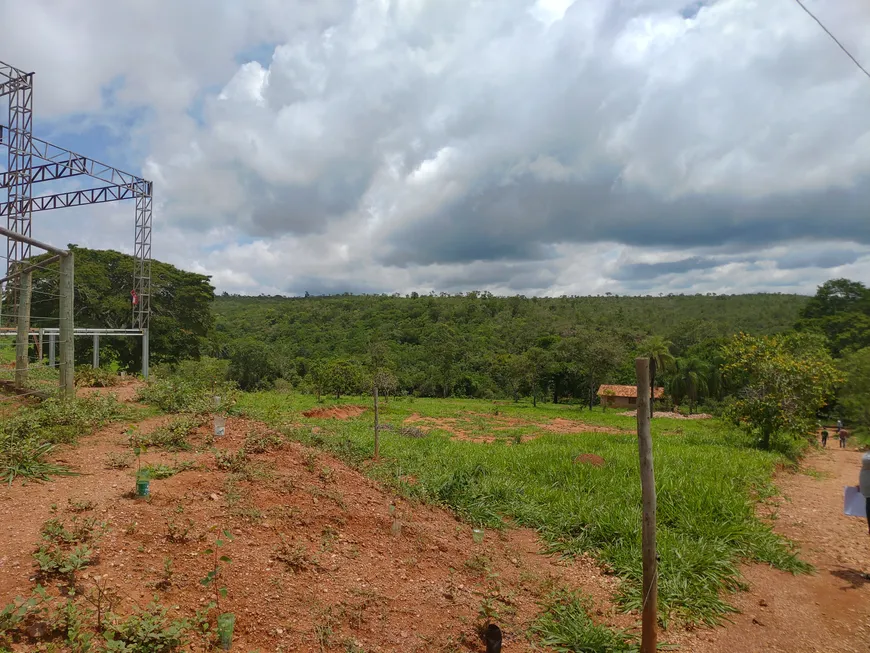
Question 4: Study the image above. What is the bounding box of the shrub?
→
[136,358,236,414]
[103,602,189,652]
[139,416,202,451]
[75,366,120,388]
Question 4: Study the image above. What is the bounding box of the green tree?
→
[722,332,841,451]
[324,359,364,399]
[583,336,625,411]
[839,347,870,429]
[797,279,870,356]
[668,357,710,414]
[521,346,551,407]
[800,278,869,318]
[490,352,524,402]
[425,324,461,398]
[227,339,278,391]
[640,335,674,417]
[28,247,214,369]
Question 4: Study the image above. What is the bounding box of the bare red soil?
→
[574,454,606,467]
[0,415,625,652]
[302,405,367,419]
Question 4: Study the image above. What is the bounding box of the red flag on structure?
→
[131,290,139,306]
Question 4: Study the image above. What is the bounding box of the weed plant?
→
[136,358,237,414]
[74,366,120,388]
[138,416,202,451]
[0,395,130,484]
[531,589,637,652]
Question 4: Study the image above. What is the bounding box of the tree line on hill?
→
[14,247,870,452]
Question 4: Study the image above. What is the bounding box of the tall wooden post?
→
[635,357,657,653]
[15,269,32,389]
[59,253,75,399]
[373,383,380,461]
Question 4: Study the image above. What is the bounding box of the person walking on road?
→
[839,428,848,448]
[821,428,828,447]
[859,453,870,535]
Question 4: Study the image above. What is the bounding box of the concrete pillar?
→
[49,333,56,368]
[59,253,75,399]
[15,270,32,389]
[142,328,149,378]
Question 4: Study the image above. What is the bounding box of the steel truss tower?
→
[0,59,152,330]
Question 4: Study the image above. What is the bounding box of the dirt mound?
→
[574,453,606,467]
[541,418,626,434]
[302,405,366,419]
[0,416,625,652]
[77,379,144,403]
[622,410,712,420]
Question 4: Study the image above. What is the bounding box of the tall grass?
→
[234,393,809,626]
[531,590,637,652]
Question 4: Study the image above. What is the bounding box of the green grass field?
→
[234,392,810,627]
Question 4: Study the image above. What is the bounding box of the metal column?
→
[92,333,99,368]
[4,67,34,275]
[49,332,55,368]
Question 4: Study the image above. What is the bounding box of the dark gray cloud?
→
[775,249,862,270]
[610,256,718,281]
[380,172,870,266]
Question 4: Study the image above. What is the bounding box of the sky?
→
[2,0,870,297]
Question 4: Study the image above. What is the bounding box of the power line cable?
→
[791,0,870,82]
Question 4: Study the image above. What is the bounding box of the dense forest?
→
[208,291,808,406]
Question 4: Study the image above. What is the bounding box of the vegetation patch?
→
[138,416,203,451]
[135,358,237,414]
[0,395,130,484]
[74,366,121,388]
[531,589,637,653]
[240,393,810,625]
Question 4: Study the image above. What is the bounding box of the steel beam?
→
[0,156,88,188]
[0,183,142,216]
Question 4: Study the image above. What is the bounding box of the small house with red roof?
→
[597,384,665,409]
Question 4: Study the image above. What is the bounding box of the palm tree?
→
[668,357,710,414]
[641,336,675,417]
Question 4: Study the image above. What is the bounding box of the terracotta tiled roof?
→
[597,384,665,399]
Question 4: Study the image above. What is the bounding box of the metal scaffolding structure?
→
[0,58,152,334]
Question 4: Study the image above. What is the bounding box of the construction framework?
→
[0,58,152,373]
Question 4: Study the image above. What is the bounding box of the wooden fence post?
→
[635,357,657,653]
[373,383,380,461]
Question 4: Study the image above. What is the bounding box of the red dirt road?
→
[675,447,870,653]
